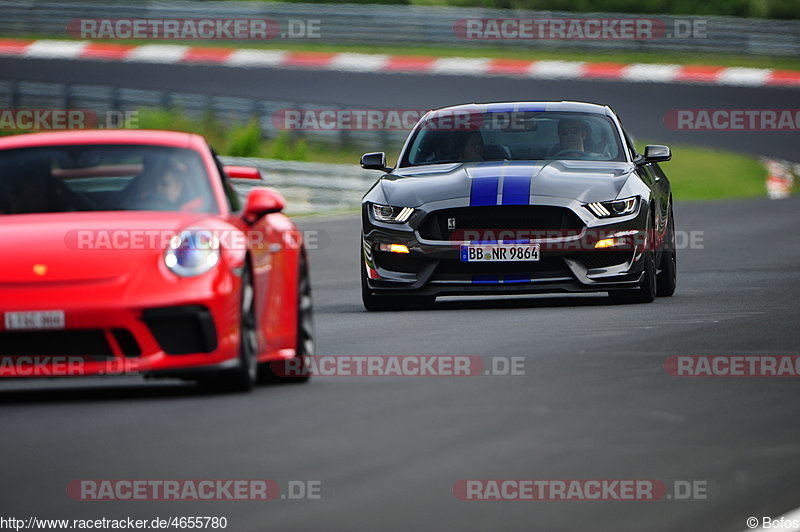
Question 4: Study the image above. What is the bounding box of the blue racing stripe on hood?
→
[470,176,500,206]
[469,162,502,206]
[501,163,546,205]
[501,173,530,205]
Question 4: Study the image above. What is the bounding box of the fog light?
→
[595,238,616,249]
[378,243,410,254]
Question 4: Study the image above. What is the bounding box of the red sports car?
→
[0,129,313,391]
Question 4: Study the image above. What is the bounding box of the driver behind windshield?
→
[551,117,589,156]
[121,157,201,211]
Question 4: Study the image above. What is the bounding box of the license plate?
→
[4,310,65,330]
[460,244,540,262]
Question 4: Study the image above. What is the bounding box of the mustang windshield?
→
[0,145,217,215]
[402,111,627,166]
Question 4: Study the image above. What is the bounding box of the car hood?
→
[382,160,635,207]
[0,211,216,283]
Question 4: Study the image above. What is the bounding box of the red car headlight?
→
[164,229,220,277]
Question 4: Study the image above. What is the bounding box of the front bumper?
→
[362,200,650,298]
[0,278,241,378]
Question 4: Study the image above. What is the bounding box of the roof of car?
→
[427,101,612,118]
[0,129,205,150]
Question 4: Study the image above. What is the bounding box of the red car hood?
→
[0,211,217,284]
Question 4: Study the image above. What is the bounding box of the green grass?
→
[636,142,769,200]
[6,33,800,71]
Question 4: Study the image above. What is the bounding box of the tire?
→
[361,260,433,311]
[656,207,677,297]
[199,264,258,393]
[609,215,657,305]
[259,249,314,383]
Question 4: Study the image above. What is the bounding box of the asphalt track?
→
[0,56,798,160]
[1,56,799,530]
[1,194,799,531]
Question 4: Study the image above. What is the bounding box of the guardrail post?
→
[8,80,17,110]
[61,84,70,111]
[339,126,350,149]
[111,87,121,113]
[290,102,304,144]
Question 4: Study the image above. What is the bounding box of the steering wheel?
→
[551,149,586,159]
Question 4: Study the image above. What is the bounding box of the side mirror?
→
[224,165,262,180]
[244,187,284,224]
[361,152,391,172]
[643,145,671,163]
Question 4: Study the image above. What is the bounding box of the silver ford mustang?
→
[360,101,676,310]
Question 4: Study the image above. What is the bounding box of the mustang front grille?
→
[418,206,584,240]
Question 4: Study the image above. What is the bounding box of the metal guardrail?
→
[222,156,376,214]
[0,0,797,56]
[0,79,408,146]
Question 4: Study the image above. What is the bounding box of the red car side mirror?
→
[244,188,285,224]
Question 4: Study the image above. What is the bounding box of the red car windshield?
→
[0,145,218,215]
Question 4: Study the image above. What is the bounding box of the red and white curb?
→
[2,38,799,88]
[764,159,798,199]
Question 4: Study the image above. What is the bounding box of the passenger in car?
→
[461,131,485,161]
[4,162,58,214]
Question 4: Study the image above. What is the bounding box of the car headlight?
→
[585,197,639,218]
[370,203,415,223]
[164,229,220,277]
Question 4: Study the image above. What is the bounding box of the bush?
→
[135,108,228,149]
[266,131,310,161]
[227,120,263,157]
